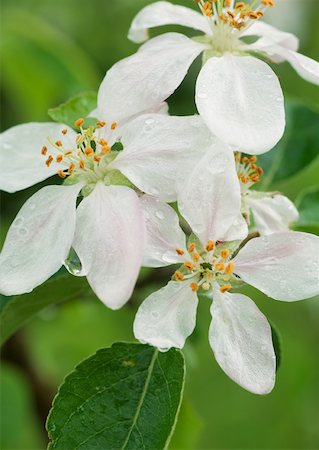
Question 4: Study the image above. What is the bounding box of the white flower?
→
[0,69,209,307]
[236,154,299,235]
[133,194,319,394]
[121,0,319,154]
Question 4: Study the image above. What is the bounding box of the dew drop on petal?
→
[64,248,83,276]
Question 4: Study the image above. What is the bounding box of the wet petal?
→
[139,195,188,267]
[73,183,145,310]
[97,33,206,124]
[209,288,276,395]
[178,142,243,244]
[0,123,75,193]
[134,280,198,350]
[112,114,211,202]
[247,193,299,235]
[0,184,81,295]
[196,54,285,154]
[128,1,212,43]
[233,232,319,301]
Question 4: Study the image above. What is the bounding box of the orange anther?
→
[45,155,53,167]
[193,252,200,262]
[175,271,184,281]
[184,262,194,271]
[206,240,215,252]
[62,129,68,135]
[215,263,225,272]
[79,160,85,170]
[57,169,66,179]
[176,248,185,256]
[188,242,195,252]
[96,121,106,128]
[74,118,85,127]
[41,146,48,155]
[84,146,94,156]
[101,145,111,154]
[225,262,235,275]
[190,282,199,292]
[55,140,63,147]
[220,249,230,259]
[220,284,232,293]
[111,122,118,130]
[56,155,63,163]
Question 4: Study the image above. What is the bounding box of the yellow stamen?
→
[45,155,53,167]
[193,252,200,262]
[55,140,63,147]
[188,242,195,252]
[79,160,85,170]
[56,155,63,163]
[206,240,215,252]
[183,262,194,271]
[175,271,184,281]
[215,263,225,272]
[41,146,48,156]
[57,169,66,179]
[74,118,85,127]
[220,284,232,293]
[225,262,235,275]
[190,282,199,292]
[176,248,185,256]
[111,122,118,130]
[96,121,106,128]
[101,145,111,154]
[84,147,94,156]
[220,249,230,260]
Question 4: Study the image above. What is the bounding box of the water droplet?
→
[13,217,24,228]
[64,248,83,276]
[155,210,164,220]
[18,227,28,237]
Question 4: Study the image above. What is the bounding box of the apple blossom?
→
[0,65,214,306]
[134,194,319,394]
[122,0,319,154]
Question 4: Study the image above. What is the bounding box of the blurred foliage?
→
[1,0,319,449]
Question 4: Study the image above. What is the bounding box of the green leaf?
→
[294,187,319,234]
[46,343,185,450]
[48,91,97,128]
[258,100,319,189]
[0,275,91,346]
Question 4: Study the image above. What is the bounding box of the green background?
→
[1,0,319,449]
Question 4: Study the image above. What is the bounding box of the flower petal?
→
[0,123,75,193]
[196,54,285,154]
[97,33,206,124]
[250,39,319,85]
[0,184,81,295]
[73,183,145,310]
[247,193,299,235]
[242,21,299,54]
[111,114,211,202]
[233,232,319,301]
[209,288,276,395]
[134,280,198,350]
[139,195,188,267]
[128,1,212,43]
[178,142,243,244]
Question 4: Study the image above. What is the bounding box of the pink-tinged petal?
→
[196,54,285,154]
[73,183,145,310]
[0,123,75,193]
[242,21,299,56]
[111,114,211,202]
[209,288,276,395]
[247,193,299,235]
[134,280,198,350]
[0,184,81,295]
[250,39,319,85]
[233,232,319,301]
[128,1,212,43]
[178,142,243,245]
[139,195,188,267]
[97,33,206,124]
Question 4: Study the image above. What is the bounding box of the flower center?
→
[195,0,276,55]
[174,240,237,293]
[41,118,132,195]
[235,153,263,193]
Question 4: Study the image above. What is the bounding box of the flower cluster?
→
[1,0,318,394]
